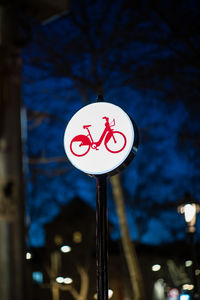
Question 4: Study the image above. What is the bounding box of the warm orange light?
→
[182,284,194,291]
[73,231,82,243]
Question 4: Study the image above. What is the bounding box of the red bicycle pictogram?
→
[70,116,127,157]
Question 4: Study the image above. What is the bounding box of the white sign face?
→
[64,102,138,176]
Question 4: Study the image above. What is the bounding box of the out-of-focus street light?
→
[177,192,200,233]
[60,245,71,253]
[56,276,73,285]
[177,192,200,299]
[152,264,161,272]
[26,252,32,260]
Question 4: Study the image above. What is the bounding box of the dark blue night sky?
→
[22,0,200,247]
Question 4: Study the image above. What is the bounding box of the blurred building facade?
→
[27,197,199,300]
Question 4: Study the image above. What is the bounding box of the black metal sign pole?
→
[96,175,108,300]
[64,95,138,300]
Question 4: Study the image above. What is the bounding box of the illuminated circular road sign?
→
[64,102,139,176]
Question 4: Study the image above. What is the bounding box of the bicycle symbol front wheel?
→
[105,131,126,153]
[70,135,91,157]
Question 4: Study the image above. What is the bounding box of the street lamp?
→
[178,192,200,233]
[177,192,200,299]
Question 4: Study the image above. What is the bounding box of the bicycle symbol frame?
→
[70,116,127,157]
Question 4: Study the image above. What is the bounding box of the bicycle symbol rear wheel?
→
[70,135,91,157]
[105,131,126,153]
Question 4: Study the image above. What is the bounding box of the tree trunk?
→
[110,174,145,300]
